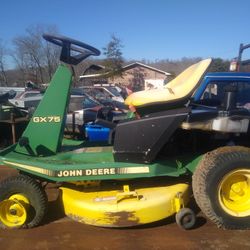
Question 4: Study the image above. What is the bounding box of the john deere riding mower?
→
[0,34,250,230]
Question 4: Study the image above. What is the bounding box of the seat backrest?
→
[125,58,212,107]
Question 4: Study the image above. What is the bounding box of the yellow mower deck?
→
[60,181,190,227]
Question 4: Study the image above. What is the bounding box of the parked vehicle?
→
[0,91,27,120]
[66,92,127,137]
[0,87,24,98]
[0,91,28,147]
[77,85,125,103]
[8,90,43,109]
[71,88,126,110]
[1,34,250,231]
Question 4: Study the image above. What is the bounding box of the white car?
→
[9,90,43,109]
[78,85,124,103]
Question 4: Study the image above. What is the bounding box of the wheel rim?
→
[218,169,250,217]
[0,194,30,228]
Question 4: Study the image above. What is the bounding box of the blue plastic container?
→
[85,124,110,142]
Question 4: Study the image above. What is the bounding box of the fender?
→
[113,107,190,163]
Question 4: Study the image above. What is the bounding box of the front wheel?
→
[192,146,250,229]
[0,174,48,229]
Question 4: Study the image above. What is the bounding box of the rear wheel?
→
[0,174,48,229]
[192,146,250,229]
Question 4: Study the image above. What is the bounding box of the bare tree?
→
[44,41,60,80]
[42,25,60,81]
[13,29,44,84]
[11,45,30,84]
[0,39,8,85]
[12,24,60,85]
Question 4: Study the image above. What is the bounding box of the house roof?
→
[122,62,171,76]
[83,64,104,73]
[79,62,171,79]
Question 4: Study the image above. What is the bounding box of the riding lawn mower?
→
[0,34,250,230]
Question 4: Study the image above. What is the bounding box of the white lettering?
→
[76,170,82,176]
[104,169,109,174]
[86,169,92,176]
[69,170,76,176]
[33,117,40,123]
[57,168,116,177]
[54,116,61,122]
[32,116,61,123]
[98,169,103,175]
[63,170,69,177]
[40,117,47,122]
[85,168,116,176]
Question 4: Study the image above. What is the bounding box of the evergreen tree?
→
[102,35,124,79]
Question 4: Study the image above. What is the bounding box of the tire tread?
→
[0,174,48,229]
[192,146,250,229]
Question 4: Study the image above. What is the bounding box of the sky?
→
[1,0,250,66]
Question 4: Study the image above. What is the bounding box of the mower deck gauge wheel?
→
[175,207,196,230]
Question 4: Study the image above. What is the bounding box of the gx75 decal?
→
[33,116,61,123]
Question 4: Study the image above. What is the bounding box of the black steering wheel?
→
[43,34,100,65]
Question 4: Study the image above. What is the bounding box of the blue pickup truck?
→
[194,42,250,107]
[186,43,250,135]
[194,72,250,104]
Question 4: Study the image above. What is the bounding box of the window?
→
[106,87,121,97]
[24,92,41,98]
[83,96,99,109]
[201,81,250,108]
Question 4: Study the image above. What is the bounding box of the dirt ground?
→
[0,166,250,250]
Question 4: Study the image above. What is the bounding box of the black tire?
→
[192,146,250,229]
[175,208,196,230]
[0,174,48,229]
